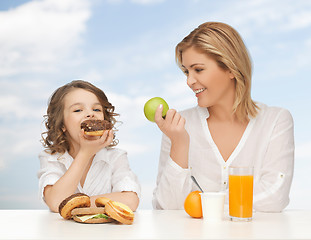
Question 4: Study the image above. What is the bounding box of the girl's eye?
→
[73,109,82,112]
[93,108,102,112]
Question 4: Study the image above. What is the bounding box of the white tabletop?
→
[0,209,310,239]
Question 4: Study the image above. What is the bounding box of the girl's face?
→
[62,88,104,146]
[181,47,235,108]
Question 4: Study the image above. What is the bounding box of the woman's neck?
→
[208,103,236,122]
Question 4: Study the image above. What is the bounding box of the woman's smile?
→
[193,88,206,96]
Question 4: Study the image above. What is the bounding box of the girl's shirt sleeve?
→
[152,134,192,209]
[37,151,66,201]
[253,109,294,212]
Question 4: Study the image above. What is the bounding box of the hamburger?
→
[71,207,113,224]
[80,119,112,136]
[58,194,134,224]
[96,197,134,225]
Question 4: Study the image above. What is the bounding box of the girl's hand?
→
[79,129,114,157]
[154,104,189,145]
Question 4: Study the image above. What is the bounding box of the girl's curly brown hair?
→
[41,80,119,154]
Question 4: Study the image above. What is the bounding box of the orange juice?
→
[229,174,253,219]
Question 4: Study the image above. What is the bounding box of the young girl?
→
[152,22,294,212]
[38,80,140,212]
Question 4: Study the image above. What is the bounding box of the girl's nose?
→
[86,113,95,118]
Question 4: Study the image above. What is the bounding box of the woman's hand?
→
[154,104,189,145]
[154,104,189,168]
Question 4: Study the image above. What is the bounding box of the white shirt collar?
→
[196,105,210,119]
[196,104,257,121]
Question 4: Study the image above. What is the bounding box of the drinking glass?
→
[229,166,254,222]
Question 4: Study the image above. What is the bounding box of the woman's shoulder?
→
[255,102,293,123]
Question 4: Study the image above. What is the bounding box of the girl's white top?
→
[152,103,294,212]
[38,148,141,201]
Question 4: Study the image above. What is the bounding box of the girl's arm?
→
[90,191,139,211]
[44,130,114,212]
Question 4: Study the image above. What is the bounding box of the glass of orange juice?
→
[229,166,254,222]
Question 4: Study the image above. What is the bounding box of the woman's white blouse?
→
[152,103,294,212]
[38,148,141,201]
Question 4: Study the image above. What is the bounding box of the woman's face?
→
[181,47,235,108]
[62,88,105,146]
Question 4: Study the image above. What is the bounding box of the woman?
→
[152,22,294,212]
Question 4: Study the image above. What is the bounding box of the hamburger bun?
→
[81,119,112,136]
[104,200,134,225]
[71,207,114,224]
[58,193,91,220]
[95,197,111,207]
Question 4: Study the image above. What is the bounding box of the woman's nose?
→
[187,73,196,86]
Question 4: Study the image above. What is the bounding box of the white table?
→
[0,209,310,239]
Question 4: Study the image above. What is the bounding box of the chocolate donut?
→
[58,193,91,220]
[81,119,112,136]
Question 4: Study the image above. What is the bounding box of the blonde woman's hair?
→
[41,80,119,154]
[175,22,258,121]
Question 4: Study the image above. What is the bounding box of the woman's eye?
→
[183,69,189,75]
[195,68,203,73]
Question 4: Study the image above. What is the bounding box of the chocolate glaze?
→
[80,119,112,132]
[58,193,89,214]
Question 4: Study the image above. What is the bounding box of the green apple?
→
[144,97,169,122]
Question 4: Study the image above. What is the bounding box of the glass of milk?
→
[200,192,226,222]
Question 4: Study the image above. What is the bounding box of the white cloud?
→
[131,0,165,4]
[97,42,174,84]
[0,0,91,76]
[0,121,42,169]
[0,0,92,169]
[106,0,165,5]
[295,141,311,159]
[186,0,311,38]
[0,79,51,120]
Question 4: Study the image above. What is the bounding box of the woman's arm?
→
[253,109,294,212]
[154,105,190,168]
[152,133,193,210]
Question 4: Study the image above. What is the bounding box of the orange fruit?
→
[184,190,202,218]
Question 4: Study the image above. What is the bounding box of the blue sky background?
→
[0,0,310,210]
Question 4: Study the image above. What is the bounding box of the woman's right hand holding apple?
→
[154,105,189,168]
